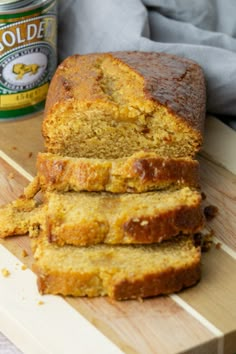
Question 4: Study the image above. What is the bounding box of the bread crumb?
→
[28,152,33,158]
[194,229,214,252]
[204,205,218,221]
[201,192,207,200]
[215,242,222,250]
[12,146,17,150]
[132,218,140,223]
[21,264,27,270]
[22,249,28,257]
[37,300,44,305]
[8,172,15,179]
[141,126,150,134]
[1,268,10,277]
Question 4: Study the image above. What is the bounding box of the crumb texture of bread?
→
[32,233,201,300]
[42,187,204,246]
[0,197,38,238]
[36,151,200,193]
[42,52,206,159]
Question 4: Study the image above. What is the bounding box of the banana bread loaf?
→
[35,151,200,194]
[42,187,204,246]
[32,232,201,300]
[42,51,206,159]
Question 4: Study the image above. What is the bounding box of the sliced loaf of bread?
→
[42,187,204,246]
[32,232,201,300]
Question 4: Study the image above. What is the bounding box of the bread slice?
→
[42,187,204,246]
[32,233,201,300]
[42,52,206,159]
[35,151,200,194]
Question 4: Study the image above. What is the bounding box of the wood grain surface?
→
[0,114,236,354]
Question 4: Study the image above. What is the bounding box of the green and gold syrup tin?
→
[0,0,57,120]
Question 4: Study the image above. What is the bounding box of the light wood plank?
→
[66,296,218,354]
[203,115,236,175]
[179,247,236,354]
[199,155,236,251]
[182,139,236,354]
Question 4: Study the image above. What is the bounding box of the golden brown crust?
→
[113,51,206,136]
[122,204,204,243]
[112,262,201,300]
[43,53,103,117]
[36,152,200,193]
[44,188,204,246]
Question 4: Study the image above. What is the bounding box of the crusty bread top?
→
[113,52,206,134]
[44,51,206,135]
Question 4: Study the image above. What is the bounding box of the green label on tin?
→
[0,1,57,119]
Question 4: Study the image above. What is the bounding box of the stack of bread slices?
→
[0,52,207,300]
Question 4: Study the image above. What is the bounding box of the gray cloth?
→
[58,0,236,119]
[0,332,22,354]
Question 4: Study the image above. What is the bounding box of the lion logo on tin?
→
[12,63,41,80]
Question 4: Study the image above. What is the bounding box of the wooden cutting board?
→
[0,114,235,354]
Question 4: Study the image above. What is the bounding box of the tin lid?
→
[0,0,33,10]
[0,0,49,11]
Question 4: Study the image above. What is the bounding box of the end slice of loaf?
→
[35,151,200,194]
[32,233,201,300]
[42,187,204,246]
[42,51,206,159]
